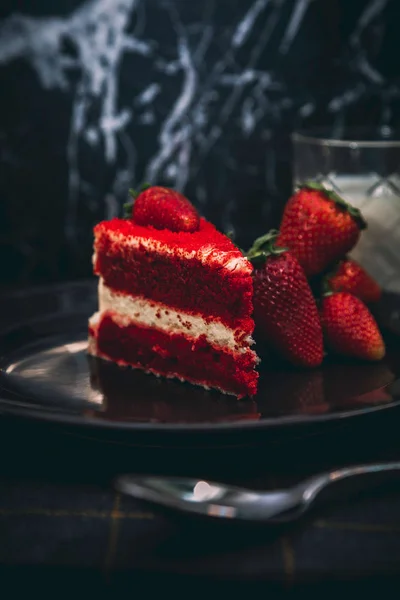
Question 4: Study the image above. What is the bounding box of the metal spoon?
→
[115,461,400,522]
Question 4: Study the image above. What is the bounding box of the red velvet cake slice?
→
[88,201,259,398]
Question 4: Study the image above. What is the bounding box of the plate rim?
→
[1,313,400,435]
[1,389,399,434]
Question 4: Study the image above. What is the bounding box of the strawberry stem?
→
[246,229,288,266]
[300,181,367,230]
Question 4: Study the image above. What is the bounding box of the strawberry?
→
[278,182,366,277]
[326,257,381,303]
[126,185,200,233]
[248,230,323,368]
[320,292,385,361]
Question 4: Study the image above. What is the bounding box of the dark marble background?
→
[0,0,398,288]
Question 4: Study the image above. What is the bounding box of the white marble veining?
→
[232,0,270,48]
[0,0,393,243]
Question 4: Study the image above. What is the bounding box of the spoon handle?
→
[299,461,400,510]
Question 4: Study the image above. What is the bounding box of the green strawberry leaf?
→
[246,229,288,265]
[123,200,133,218]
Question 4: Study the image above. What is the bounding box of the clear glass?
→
[292,128,400,292]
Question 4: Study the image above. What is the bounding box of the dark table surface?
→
[2,281,400,593]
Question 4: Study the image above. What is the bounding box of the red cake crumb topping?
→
[94,313,258,398]
[94,217,239,254]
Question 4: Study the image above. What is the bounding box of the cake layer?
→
[88,312,258,398]
[93,218,253,326]
[98,279,254,353]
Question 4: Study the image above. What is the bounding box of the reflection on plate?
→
[0,320,399,431]
[86,355,261,423]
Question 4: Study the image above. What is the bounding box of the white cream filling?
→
[96,230,252,275]
[95,279,254,353]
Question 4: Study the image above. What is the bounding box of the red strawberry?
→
[326,257,381,303]
[278,182,366,276]
[320,292,385,361]
[248,231,323,368]
[128,185,200,232]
